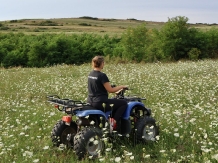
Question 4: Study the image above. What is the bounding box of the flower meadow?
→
[0,60,218,163]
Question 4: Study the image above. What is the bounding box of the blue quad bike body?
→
[47,88,159,159]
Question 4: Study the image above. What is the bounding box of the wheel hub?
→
[87,137,103,156]
[61,128,76,144]
[143,125,155,140]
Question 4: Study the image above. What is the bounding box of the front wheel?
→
[74,127,104,160]
[51,120,77,148]
[135,117,159,143]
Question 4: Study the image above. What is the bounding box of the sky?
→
[1,0,217,24]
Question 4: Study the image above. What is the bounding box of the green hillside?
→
[0,16,217,36]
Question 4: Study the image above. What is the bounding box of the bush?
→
[0,26,10,30]
[188,48,201,60]
[10,20,18,23]
[79,16,98,20]
[78,23,92,26]
[38,20,58,26]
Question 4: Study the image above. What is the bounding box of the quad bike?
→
[47,87,159,159]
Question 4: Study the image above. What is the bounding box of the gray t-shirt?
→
[87,70,109,103]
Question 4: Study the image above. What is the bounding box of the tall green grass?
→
[0,60,218,162]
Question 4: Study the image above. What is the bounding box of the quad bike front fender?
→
[122,101,150,119]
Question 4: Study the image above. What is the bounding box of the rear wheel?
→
[74,127,104,160]
[135,117,159,143]
[51,120,77,148]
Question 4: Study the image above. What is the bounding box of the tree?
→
[120,24,149,62]
[27,35,49,67]
[205,28,218,58]
[155,16,192,61]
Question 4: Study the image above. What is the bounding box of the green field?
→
[1,17,218,36]
[0,60,218,162]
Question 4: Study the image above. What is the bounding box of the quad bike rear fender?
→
[76,110,111,120]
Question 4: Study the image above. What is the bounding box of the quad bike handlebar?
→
[111,84,146,101]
